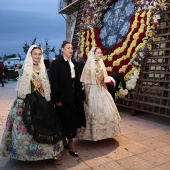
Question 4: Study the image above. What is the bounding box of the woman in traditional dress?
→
[77,47,121,141]
[0,45,63,161]
[50,40,86,157]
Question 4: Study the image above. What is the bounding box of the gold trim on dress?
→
[94,65,107,90]
[31,71,44,94]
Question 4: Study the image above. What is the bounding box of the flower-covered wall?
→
[78,0,169,92]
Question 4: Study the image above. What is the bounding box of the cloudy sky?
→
[0,0,66,58]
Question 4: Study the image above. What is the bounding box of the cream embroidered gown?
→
[77,65,121,141]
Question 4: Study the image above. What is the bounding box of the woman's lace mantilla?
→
[16,45,51,101]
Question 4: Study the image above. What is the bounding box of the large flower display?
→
[78,0,169,98]
[100,0,135,49]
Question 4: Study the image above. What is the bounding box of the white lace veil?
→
[81,47,110,84]
[16,45,51,101]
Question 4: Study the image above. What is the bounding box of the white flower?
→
[119,88,128,95]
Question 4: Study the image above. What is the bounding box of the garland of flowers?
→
[78,0,169,99]
[80,6,149,75]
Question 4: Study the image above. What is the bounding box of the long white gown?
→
[77,65,121,141]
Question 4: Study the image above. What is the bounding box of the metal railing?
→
[58,0,74,12]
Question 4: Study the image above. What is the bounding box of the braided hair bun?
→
[61,40,71,48]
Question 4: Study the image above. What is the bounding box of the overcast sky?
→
[0,0,66,58]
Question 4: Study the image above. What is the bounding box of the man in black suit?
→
[106,72,126,101]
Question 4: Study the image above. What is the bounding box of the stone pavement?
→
[0,81,170,170]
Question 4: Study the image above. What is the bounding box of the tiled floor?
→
[0,81,170,170]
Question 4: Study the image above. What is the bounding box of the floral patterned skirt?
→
[0,100,63,161]
[77,85,121,141]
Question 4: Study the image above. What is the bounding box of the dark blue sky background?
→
[0,0,66,58]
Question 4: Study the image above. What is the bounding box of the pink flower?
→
[6,117,12,131]
[18,125,27,133]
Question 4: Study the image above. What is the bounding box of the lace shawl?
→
[16,45,51,101]
[81,47,110,85]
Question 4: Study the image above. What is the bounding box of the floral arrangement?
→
[78,0,169,98]
[80,0,114,30]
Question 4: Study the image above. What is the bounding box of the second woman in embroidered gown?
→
[77,47,121,141]
[0,45,63,161]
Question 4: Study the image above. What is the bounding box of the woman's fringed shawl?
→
[17,45,62,144]
[23,72,62,144]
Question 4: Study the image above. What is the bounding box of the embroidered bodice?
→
[94,64,107,89]
[95,65,104,83]
[31,70,44,95]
